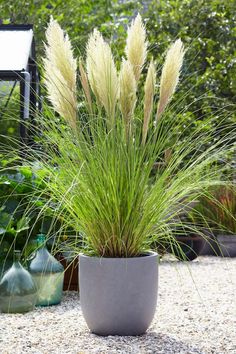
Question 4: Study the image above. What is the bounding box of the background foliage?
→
[0,83,20,143]
[0,162,44,262]
[144,0,236,136]
[0,0,138,57]
[0,0,235,141]
[0,157,77,262]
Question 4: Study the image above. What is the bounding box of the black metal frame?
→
[0,24,40,144]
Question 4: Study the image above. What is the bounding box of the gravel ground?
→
[0,256,235,354]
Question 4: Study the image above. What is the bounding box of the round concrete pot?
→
[79,252,158,336]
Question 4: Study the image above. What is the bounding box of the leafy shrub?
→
[0,158,75,262]
[0,160,44,261]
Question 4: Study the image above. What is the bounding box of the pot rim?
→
[217,234,236,239]
[79,251,158,261]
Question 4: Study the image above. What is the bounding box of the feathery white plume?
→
[125,14,148,82]
[142,58,156,145]
[43,17,77,130]
[156,39,185,119]
[79,58,93,115]
[86,29,118,123]
[119,58,137,138]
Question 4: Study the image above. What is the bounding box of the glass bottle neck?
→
[36,234,47,249]
[13,260,22,269]
[37,241,46,249]
[13,251,22,267]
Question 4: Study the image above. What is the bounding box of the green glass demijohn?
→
[29,234,64,306]
[0,250,37,313]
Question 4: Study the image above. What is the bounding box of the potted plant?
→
[191,185,236,257]
[13,15,234,335]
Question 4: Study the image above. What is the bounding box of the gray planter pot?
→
[199,230,218,256]
[79,252,158,336]
[217,235,236,257]
[199,230,236,257]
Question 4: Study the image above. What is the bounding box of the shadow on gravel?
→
[88,331,206,354]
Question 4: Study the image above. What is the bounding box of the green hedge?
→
[1,0,235,135]
[143,0,236,123]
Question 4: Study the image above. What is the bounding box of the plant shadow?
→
[87,330,206,354]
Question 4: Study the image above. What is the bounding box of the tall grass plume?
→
[43,17,77,130]
[142,58,156,145]
[119,58,137,138]
[156,39,185,120]
[125,14,148,82]
[86,29,118,124]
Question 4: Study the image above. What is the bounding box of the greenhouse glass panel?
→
[0,29,33,71]
[0,25,40,145]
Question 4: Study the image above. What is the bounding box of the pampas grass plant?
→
[2,14,235,258]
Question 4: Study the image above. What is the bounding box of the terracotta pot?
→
[56,254,79,291]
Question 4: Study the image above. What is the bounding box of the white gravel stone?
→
[0,256,235,354]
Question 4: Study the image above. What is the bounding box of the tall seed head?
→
[86,29,100,103]
[86,29,119,123]
[43,17,77,130]
[119,58,137,138]
[125,13,148,82]
[79,58,93,115]
[156,39,185,120]
[142,58,156,145]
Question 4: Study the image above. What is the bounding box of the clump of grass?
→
[5,15,235,258]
